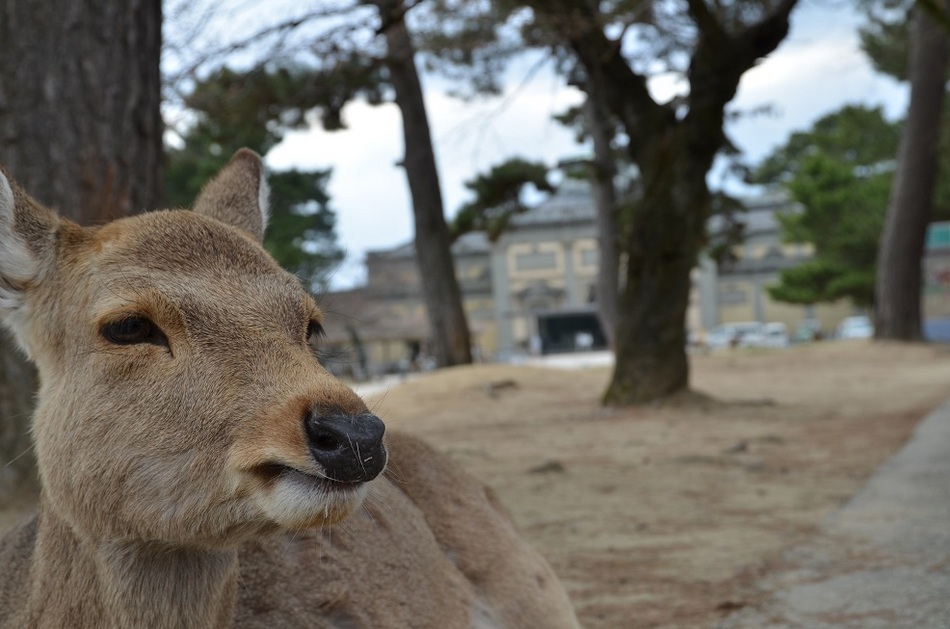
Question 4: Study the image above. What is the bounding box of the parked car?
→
[705,322,765,349]
[706,321,789,350]
[836,315,874,340]
[760,322,790,348]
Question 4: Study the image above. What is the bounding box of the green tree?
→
[166,68,344,290]
[769,153,891,306]
[451,158,554,242]
[753,105,902,184]
[752,105,900,308]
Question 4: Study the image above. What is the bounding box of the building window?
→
[580,248,599,267]
[764,245,784,260]
[515,251,558,271]
[719,287,747,305]
[587,284,597,303]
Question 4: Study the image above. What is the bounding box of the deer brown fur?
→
[0,150,580,628]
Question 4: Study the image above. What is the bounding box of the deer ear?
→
[192,149,270,242]
[0,168,61,353]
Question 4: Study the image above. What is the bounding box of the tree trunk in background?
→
[376,0,473,367]
[585,80,621,349]
[0,0,163,503]
[875,4,949,341]
[526,0,798,404]
[606,130,707,402]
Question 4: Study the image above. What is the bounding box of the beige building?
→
[317,232,496,377]
[317,186,950,374]
[489,181,605,358]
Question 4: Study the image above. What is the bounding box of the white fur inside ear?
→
[0,172,41,322]
[258,170,270,234]
[0,173,40,298]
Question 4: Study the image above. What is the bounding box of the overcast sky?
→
[263,1,908,289]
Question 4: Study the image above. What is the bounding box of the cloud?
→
[730,3,906,162]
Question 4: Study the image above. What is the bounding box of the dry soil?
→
[365,341,950,628]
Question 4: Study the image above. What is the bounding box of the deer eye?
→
[100,316,168,347]
[307,320,325,345]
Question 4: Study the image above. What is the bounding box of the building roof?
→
[509,180,596,228]
[366,230,491,261]
[316,288,430,343]
[452,230,492,254]
[707,193,799,237]
[365,188,800,259]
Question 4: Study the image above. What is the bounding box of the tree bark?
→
[585,81,621,349]
[0,0,163,502]
[375,0,473,367]
[527,0,797,404]
[875,4,949,341]
[604,130,707,403]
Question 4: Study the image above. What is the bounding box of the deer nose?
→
[304,411,387,483]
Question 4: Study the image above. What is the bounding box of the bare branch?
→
[169,3,372,83]
[685,0,727,43]
[523,0,671,151]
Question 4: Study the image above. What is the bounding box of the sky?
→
[262,1,908,290]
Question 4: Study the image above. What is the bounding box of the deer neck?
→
[27,500,240,628]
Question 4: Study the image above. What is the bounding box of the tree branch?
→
[524,0,671,152]
[370,0,425,36]
[735,0,799,63]
[168,3,371,85]
[682,0,799,167]
[685,0,727,45]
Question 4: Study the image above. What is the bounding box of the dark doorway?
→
[537,311,607,354]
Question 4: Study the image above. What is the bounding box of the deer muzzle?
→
[304,411,387,484]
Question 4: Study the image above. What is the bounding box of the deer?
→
[0,150,581,629]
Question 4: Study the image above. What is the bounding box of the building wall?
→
[714,275,855,335]
[365,253,420,296]
[492,225,599,357]
[363,244,499,364]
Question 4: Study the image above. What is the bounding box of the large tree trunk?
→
[604,133,708,403]
[875,4,949,340]
[585,81,621,349]
[376,1,473,367]
[0,0,163,502]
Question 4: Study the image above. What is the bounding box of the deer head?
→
[0,150,386,549]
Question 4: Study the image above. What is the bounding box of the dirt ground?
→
[2,341,947,628]
[363,341,950,628]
